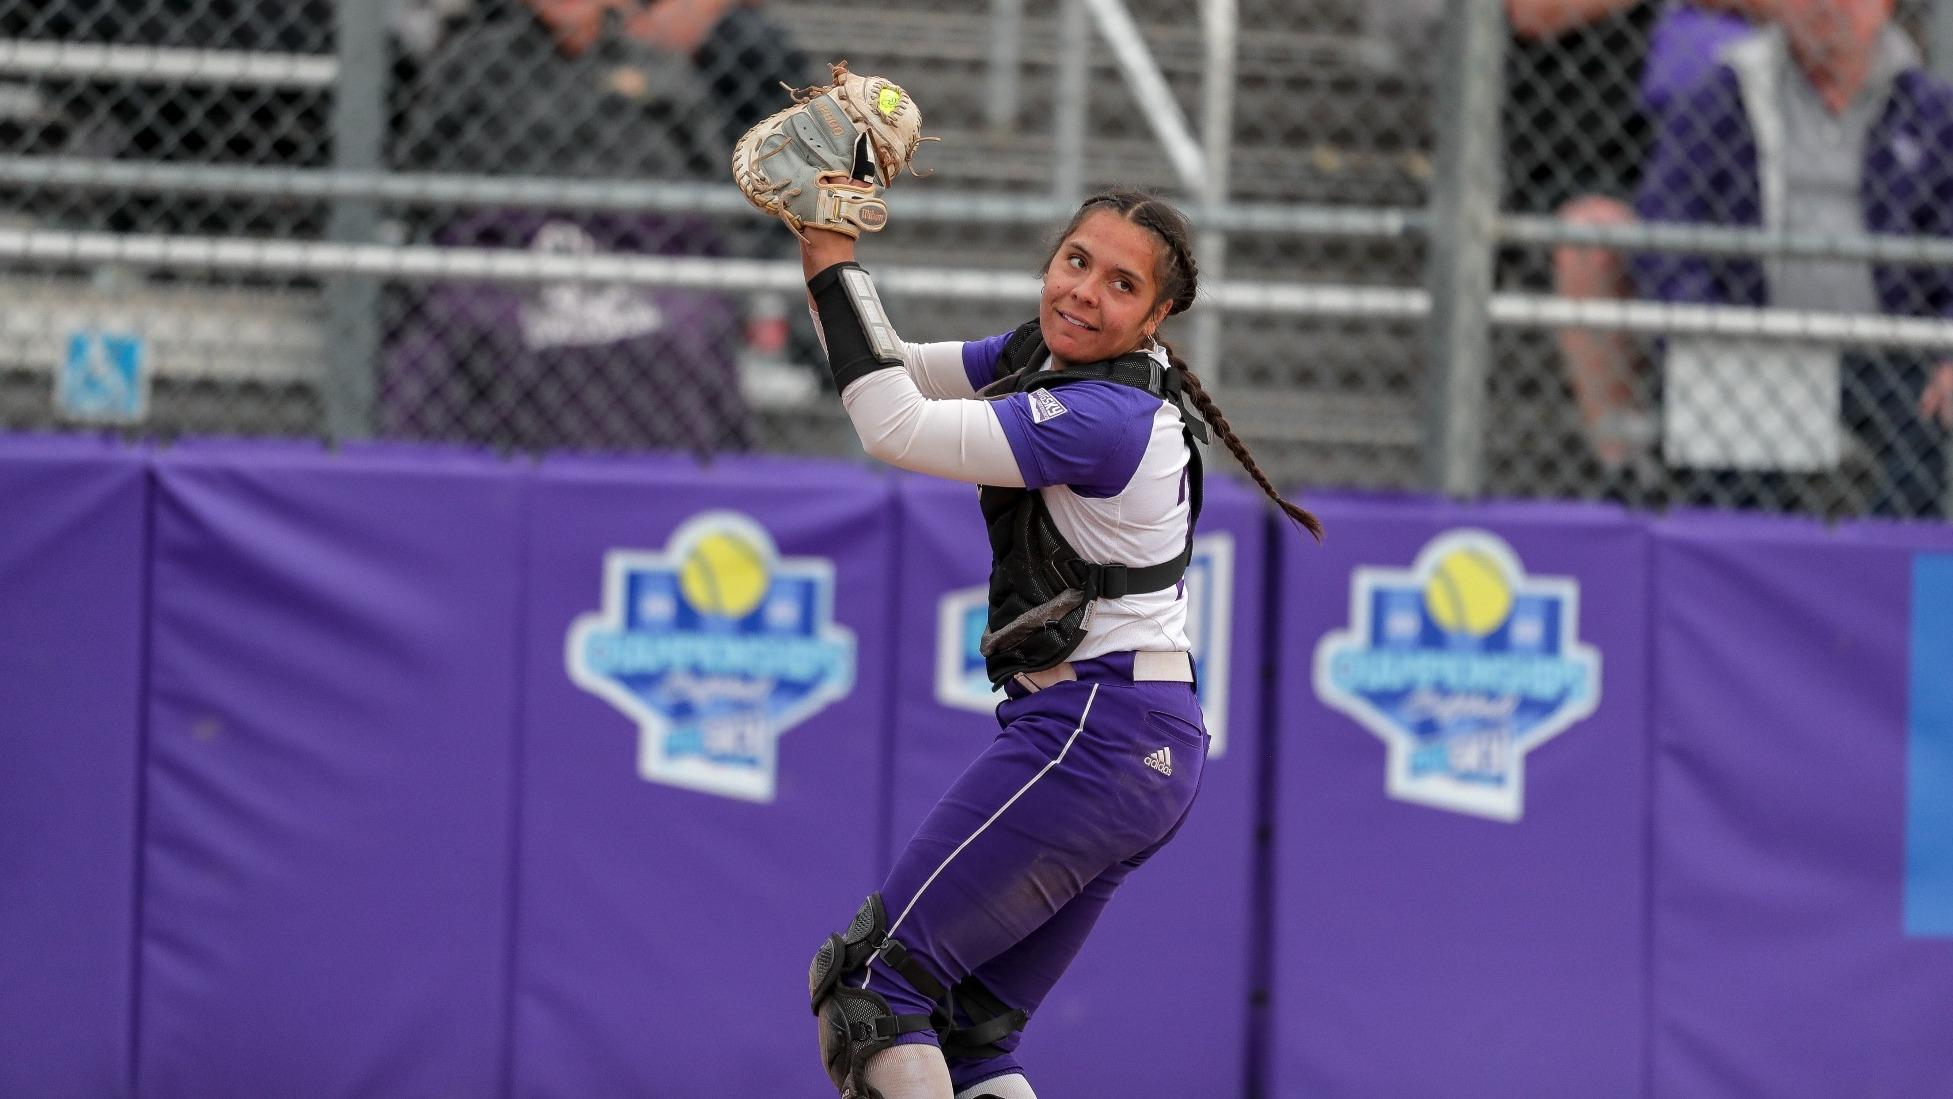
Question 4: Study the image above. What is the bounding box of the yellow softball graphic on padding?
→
[1423,547,1514,637]
[679,530,771,619]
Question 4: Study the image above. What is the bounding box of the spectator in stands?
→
[1633,0,1953,516]
[644,0,834,387]
[382,0,808,456]
[1504,0,1763,477]
[629,0,814,146]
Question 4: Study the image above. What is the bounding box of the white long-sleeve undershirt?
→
[838,347,1025,486]
[809,301,1026,485]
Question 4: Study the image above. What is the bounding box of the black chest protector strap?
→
[975,321,1206,685]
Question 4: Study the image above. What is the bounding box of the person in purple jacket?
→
[381,0,814,456]
[791,191,1319,1099]
[1511,0,1763,477]
[1633,0,1953,515]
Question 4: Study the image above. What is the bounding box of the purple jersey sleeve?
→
[959,332,1012,391]
[991,381,1159,498]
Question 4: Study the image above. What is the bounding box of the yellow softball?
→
[679,531,770,619]
[1422,547,1513,637]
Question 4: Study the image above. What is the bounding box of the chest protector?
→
[977,321,1209,686]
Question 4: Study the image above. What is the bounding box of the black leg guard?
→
[939,975,1029,1062]
[814,988,898,1099]
[809,894,939,1099]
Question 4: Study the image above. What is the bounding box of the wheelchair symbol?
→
[57,331,148,422]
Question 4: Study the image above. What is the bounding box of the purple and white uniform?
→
[833,329,1209,1094]
[844,333,1196,660]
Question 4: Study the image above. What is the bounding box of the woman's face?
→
[1038,210,1174,367]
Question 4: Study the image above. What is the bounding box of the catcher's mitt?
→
[731,61,929,240]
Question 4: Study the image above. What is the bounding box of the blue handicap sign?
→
[58,330,148,422]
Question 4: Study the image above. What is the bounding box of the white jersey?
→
[837,328,1196,661]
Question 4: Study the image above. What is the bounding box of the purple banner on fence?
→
[1652,513,1953,1097]
[138,444,523,1098]
[887,471,1268,1098]
[0,438,147,1099]
[511,454,893,1098]
[1269,496,1649,1097]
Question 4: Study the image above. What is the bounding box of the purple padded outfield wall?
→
[8,437,1953,1097]
[137,443,524,1099]
[1651,513,1953,1098]
[1269,496,1652,1097]
[0,437,147,1099]
[511,455,895,1098]
[888,472,1271,1098]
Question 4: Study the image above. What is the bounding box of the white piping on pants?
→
[862,683,1101,990]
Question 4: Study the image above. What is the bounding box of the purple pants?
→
[858,653,1208,1093]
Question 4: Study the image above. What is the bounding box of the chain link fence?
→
[3,0,1950,518]
[1485,0,1953,520]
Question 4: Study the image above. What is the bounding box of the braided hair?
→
[1044,190,1324,541]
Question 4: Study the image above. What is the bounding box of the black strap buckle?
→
[1098,563,1130,599]
[851,1018,902,1042]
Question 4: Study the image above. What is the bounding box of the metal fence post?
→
[1191,0,1235,385]
[1052,0,1089,205]
[1930,2,1953,515]
[323,0,386,441]
[987,0,1023,136]
[1420,1,1506,497]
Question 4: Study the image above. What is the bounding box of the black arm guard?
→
[808,261,905,393]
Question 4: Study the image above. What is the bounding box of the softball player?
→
[795,190,1320,1099]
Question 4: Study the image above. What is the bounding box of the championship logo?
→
[933,532,1235,757]
[1312,529,1600,822]
[566,511,856,802]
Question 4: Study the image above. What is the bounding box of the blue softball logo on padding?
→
[1313,529,1601,823]
[566,511,856,803]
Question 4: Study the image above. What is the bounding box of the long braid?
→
[1117,195,1325,543]
[1163,342,1325,541]
[1156,339,1328,542]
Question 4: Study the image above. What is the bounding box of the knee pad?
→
[813,986,902,1099]
[809,894,940,1098]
